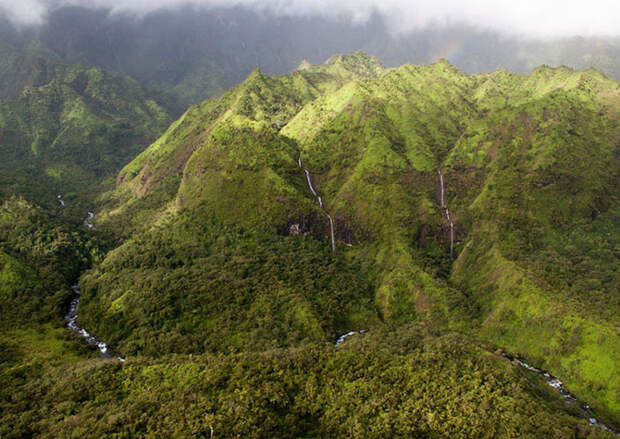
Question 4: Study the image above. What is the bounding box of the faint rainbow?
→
[429,39,466,64]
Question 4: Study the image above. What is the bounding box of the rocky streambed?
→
[65,284,124,362]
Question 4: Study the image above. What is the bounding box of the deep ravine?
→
[65,284,125,362]
[437,169,454,259]
[299,156,336,253]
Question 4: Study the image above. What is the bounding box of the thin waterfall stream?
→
[299,156,335,253]
[437,169,454,259]
[299,155,370,344]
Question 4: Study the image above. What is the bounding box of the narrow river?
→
[335,329,368,345]
[501,353,615,433]
[65,284,124,362]
[84,212,95,228]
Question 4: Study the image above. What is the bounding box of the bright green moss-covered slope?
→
[81,53,620,426]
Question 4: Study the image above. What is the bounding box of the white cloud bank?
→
[1,0,619,38]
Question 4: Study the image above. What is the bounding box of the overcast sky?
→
[1,0,619,38]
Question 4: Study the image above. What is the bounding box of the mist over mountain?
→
[0,4,618,106]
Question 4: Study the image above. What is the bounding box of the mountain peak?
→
[295,51,384,80]
[432,58,460,73]
[296,59,313,71]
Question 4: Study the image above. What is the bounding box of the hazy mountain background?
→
[0,4,618,106]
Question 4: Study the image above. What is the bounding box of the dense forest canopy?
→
[0,2,618,437]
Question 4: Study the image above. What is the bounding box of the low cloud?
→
[1,0,619,38]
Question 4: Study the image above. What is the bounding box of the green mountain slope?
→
[0,197,101,327]
[0,44,174,206]
[84,52,619,426]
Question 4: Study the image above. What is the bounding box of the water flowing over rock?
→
[83,212,95,228]
[335,329,368,345]
[437,169,454,259]
[304,169,318,197]
[65,284,124,362]
[299,156,336,253]
[501,353,615,433]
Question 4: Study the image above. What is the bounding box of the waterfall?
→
[437,171,445,207]
[437,169,454,259]
[327,213,336,253]
[299,156,336,253]
[304,169,318,197]
[445,208,454,259]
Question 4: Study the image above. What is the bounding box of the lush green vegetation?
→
[1,51,618,436]
[79,209,379,356]
[89,53,618,427]
[2,325,615,438]
[0,44,174,206]
[0,197,104,326]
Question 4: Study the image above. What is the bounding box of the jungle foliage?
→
[0,51,618,436]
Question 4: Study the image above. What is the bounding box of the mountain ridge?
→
[84,53,619,424]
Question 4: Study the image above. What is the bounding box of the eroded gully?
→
[298,156,370,345]
[65,284,124,362]
[436,169,454,259]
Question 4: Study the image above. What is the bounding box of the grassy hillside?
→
[83,52,620,428]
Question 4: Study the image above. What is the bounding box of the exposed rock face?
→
[289,223,300,235]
